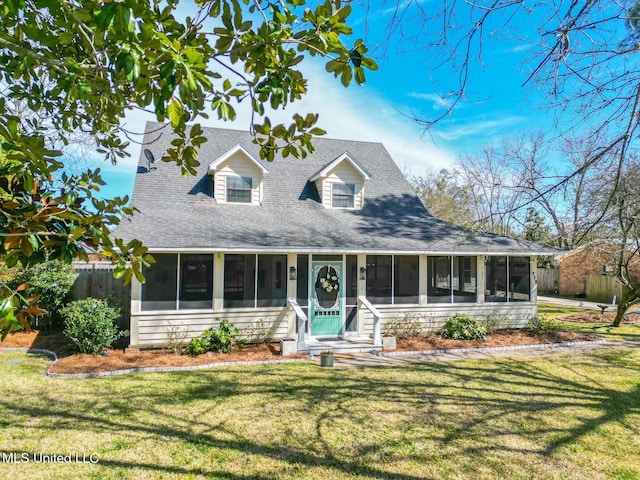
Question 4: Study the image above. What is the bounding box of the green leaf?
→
[167,97,184,128]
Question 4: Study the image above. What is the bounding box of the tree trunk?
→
[612,289,640,327]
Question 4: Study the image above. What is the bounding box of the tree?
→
[603,159,640,327]
[0,0,376,337]
[410,169,474,226]
[358,0,640,244]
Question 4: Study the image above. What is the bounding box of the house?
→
[557,241,640,298]
[115,122,556,353]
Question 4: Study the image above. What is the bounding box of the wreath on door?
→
[315,266,340,309]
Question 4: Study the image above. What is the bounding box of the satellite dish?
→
[143,148,155,172]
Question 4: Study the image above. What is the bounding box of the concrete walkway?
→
[317,340,640,368]
[538,295,616,311]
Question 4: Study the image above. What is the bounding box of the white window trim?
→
[226,175,254,204]
[331,182,356,209]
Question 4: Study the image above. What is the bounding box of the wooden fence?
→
[536,268,558,294]
[586,275,629,304]
[72,262,131,329]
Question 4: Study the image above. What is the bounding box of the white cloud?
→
[407,92,452,110]
[434,116,525,142]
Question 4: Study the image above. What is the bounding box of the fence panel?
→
[536,268,558,294]
[72,262,131,330]
[586,275,628,304]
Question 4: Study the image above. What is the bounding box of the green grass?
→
[1,348,640,479]
[537,302,595,318]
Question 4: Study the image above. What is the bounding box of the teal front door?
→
[310,261,343,336]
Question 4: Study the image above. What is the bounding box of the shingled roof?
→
[114,122,555,255]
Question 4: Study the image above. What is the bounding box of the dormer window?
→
[227,176,253,203]
[309,152,371,210]
[208,144,268,205]
[332,183,355,208]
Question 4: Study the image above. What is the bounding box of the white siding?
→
[359,303,537,337]
[131,308,293,348]
[214,151,263,204]
[318,161,365,209]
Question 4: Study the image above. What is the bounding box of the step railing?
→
[288,299,308,350]
[358,296,382,345]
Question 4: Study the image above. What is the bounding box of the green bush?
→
[5,260,77,329]
[441,313,487,340]
[528,314,560,335]
[61,298,123,354]
[184,319,239,355]
[184,336,209,356]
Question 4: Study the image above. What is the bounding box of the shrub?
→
[528,314,560,335]
[482,311,507,334]
[242,318,272,344]
[184,319,239,355]
[6,260,77,329]
[165,323,189,353]
[61,298,123,354]
[208,319,239,353]
[382,313,432,339]
[184,336,210,356]
[441,313,486,340]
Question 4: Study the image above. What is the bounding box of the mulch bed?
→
[0,318,602,374]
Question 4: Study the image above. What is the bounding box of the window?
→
[345,255,358,331]
[332,183,355,208]
[224,254,255,308]
[453,257,477,303]
[485,256,507,302]
[428,256,477,303]
[141,253,214,311]
[427,256,450,303]
[366,255,392,304]
[224,254,287,308]
[257,254,287,307]
[509,256,530,302]
[485,256,530,302]
[226,176,253,203]
[394,255,419,304]
[366,255,419,304]
[180,254,214,309]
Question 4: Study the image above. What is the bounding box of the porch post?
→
[530,256,538,303]
[287,253,297,338]
[477,256,485,304]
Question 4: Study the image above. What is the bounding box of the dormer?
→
[208,144,268,205]
[309,152,371,209]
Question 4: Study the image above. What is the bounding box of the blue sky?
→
[88,1,569,201]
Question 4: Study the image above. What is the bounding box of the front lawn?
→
[1,348,639,479]
[538,302,640,343]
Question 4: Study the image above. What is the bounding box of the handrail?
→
[358,296,382,345]
[288,299,308,350]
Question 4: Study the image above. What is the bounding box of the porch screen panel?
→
[257,255,287,307]
[427,256,451,303]
[224,254,256,308]
[366,255,392,304]
[179,254,214,309]
[295,255,309,333]
[141,254,178,311]
[453,256,477,303]
[394,255,419,304]
[485,256,507,302]
[346,255,358,306]
[509,256,530,302]
[296,255,309,307]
